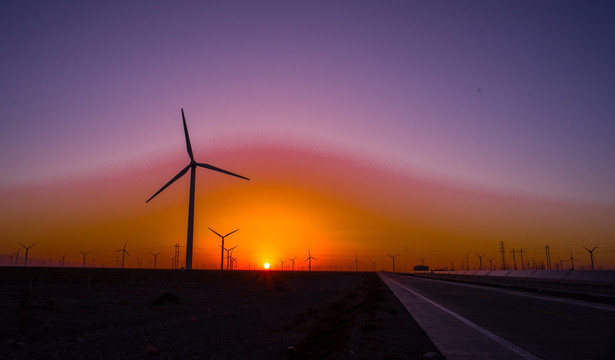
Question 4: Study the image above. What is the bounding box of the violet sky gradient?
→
[2,1,614,203]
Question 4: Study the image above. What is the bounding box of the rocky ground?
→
[0,267,443,359]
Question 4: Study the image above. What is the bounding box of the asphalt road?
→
[380,273,615,360]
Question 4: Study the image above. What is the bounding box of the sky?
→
[1,1,614,270]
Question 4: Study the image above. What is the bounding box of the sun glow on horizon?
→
[263,262,270,269]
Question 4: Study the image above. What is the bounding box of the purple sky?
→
[2,1,614,203]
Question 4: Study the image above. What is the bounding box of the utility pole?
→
[466,254,470,270]
[519,249,525,270]
[499,241,506,270]
[545,245,551,270]
[511,248,517,270]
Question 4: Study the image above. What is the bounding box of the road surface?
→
[380,272,615,359]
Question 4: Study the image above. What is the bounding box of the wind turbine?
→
[279,258,285,271]
[567,249,578,270]
[10,250,20,266]
[288,256,297,271]
[229,249,237,270]
[80,251,90,268]
[353,255,359,272]
[59,255,66,267]
[224,245,237,270]
[115,241,129,269]
[305,250,317,271]
[387,253,399,272]
[20,244,35,267]
[583,245,598,270]
[146,109,249,270]
[209,228,240,271]
[113,255,120,269]
[151,252,161,269]
[475,253,486,270]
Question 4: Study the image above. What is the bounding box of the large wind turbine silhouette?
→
[146,109,249,270]
[209,228,240,270]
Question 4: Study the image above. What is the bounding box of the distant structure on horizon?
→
[147,109,249,270]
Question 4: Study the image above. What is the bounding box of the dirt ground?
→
[0,267,443,359]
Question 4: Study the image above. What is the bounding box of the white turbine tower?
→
[146,109,249,270]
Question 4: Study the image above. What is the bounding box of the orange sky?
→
[2,140,614,271]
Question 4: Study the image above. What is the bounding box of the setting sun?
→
[263,262,270,269]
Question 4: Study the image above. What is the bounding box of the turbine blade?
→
[229,246,237,251]
[146,164,191,203]
[209,227,223,237]
[196,162,250,180]
[182,108,194,161]
[224,229,240,237]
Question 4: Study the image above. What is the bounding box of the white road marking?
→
[381,273,542,360]
[413,275,615,313]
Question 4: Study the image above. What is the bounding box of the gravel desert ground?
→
[0,267,442,359]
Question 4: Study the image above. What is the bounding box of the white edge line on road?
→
[414,275,615,313]
[381,273,542,360]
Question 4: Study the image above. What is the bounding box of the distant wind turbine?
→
[151,252,161,269]
[229,249,237,270]
[475,253,486,270]
[223,245,238,270]
[279,258,285,271]
[115,241,129,269]
[288,256,297,271]
[59,255,66,267]
[146,109,249,270]
[209,228,239,271]
[387,253,399,272]
[567,249,578,270]
[353,255,360,272]
[20,244,35,267]
[305,250,317,271]
[11,250,20,266]
[80,250,90,268]
[583,245,598,270]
